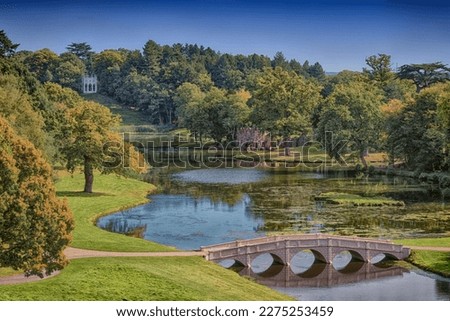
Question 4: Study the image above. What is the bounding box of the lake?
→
[97,167,450,300]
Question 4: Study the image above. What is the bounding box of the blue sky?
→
[1,0,449,71]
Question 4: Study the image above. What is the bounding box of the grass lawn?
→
[82,93,152,127]
[55,171,174,252]
[0,257,292,301]
[407,251,450,277]
[397,237,450,247]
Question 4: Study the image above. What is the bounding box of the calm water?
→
[97,167,450,300]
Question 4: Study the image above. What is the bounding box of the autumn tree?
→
[0,117,73,277]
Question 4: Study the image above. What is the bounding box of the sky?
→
[1,0,449,71]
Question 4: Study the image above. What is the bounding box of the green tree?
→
[93,50,125,96]
[54,52,86,91]
[0,116,74,277]
[317,81,384,167]
[143,40,162,79]
[60,101,121,193]
[388,83,449,171]
[0,74,46,149]
[397,62,450,93]
[24,48,60,83]
[66,42,93,61]
[249,67,322,154]
[0,30,19,57]
[175,83,209,143]
[363,53,393,83]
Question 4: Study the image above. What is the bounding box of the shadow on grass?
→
[57,191,114,198]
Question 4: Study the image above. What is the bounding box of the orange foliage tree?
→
[0,117,74,277]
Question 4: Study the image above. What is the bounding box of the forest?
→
[4,32,449,174]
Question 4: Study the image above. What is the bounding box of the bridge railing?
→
[200,234,394,251]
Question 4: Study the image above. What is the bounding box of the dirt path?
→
[0,247,205,286]
[64,247,205,259]
[408,246,450,252]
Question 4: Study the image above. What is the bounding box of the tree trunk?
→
[359,151,368,169]
[84,156,94,193]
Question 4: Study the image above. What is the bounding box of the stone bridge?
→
[200,234,411,267]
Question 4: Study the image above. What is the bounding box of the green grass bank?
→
[0,257,291,300]
[0,172,292,300]
[55,171,173,252]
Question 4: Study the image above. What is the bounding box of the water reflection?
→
[97,193,265,250]
[239,263,408,288]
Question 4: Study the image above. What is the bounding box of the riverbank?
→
[396,238,450,277]
[0,172,291,301]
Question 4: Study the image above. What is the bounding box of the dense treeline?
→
[4,31,450,173]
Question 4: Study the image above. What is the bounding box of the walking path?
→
[0,247,205,286]
[408,246,450,252]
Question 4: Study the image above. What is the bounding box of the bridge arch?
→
[219,258,245,270]
[370,252,401,264]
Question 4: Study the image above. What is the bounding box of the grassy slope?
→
[82,93,152,127]
[55,171,174,252]
[406,251,450,278]
[0,257,291,301]
[394,238,450,276]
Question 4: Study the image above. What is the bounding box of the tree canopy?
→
[397,62,450,93]
[0,117,74,277]
[0,30,19,57]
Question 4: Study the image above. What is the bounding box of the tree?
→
[272,51,289,70]
[317,81,384,167]
[397,62,450,92]
[60,100,121,193]
[143,40,162,79]
[0,74,46,149]
[23,48,60,83]
[0,30,19,57]
[92,50,125,96]
[363,54,393,83]
[66,42,93,61]
[249,67,322,154]
[54,53,86,91]
[175,83,209,143]
[0,116,73,277]
[387,83,450,171]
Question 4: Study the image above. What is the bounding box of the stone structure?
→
[82,75,97,94]
[201,234,410,267]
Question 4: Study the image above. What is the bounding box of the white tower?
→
[82,75,98,94]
